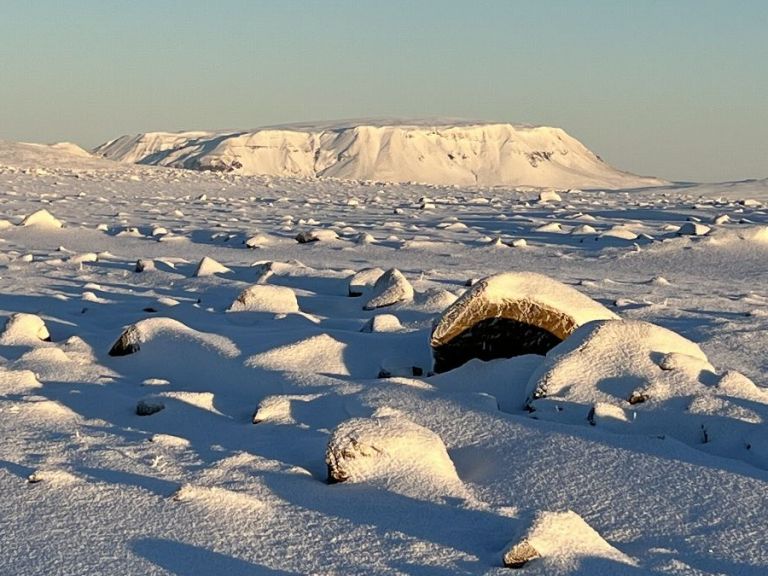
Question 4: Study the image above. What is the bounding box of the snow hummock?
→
[192,256,232,277]
[325,410,468,499]
[108,317,240,357]
[502,510,636,572]
[94,121,666,189]
[363,268,414,310]
[228,284,299,314]
[526,319,768,468]
[0,313,51,344]
[19,208,62,228]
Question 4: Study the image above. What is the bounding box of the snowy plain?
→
[0,140,767,575]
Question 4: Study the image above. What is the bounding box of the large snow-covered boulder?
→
[228,284,299,314]
[430,272,618,373]
[0,313,51,345]
[363,268,414,310]
[502,510,635,571]
[526,319,768,467]
[325,411,470,500]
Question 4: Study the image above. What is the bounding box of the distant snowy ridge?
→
[94,120,666,189]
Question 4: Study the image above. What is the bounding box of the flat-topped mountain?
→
[94,120,666,189]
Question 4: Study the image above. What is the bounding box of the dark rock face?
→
[108,325,141,356]
[502,539,541,568]
[295,231,319,244]
[431,317,561,373]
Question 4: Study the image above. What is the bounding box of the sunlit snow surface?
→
[0,141,767,575]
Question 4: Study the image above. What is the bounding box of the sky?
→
[0,0,765,182]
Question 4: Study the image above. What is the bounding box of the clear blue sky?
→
[1,0,765,182]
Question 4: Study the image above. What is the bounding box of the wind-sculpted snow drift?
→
[95,120,666,189]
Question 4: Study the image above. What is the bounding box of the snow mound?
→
[325,411,468,498]
[95,121,666,189]
[527,319,710,405]
[108,317,240,357]
[502,510,635,571]
[526,319,768,467]
[252,393,323,424]
[245,333,348,375]
[19,209,62,228]
[192,256,231,277]
[363,268,414,310]
[228,284,299,314]
[361,314,404,333]
[348,267,385,297]
[295,229,338,243]
[430,272,618,373]
[0,368,43,393]
[0,313,51,344]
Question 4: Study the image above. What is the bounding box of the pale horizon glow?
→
[1,0,766,183]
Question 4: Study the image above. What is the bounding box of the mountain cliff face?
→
[94,120,665,189]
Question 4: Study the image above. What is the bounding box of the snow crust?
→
[0,139,766,575]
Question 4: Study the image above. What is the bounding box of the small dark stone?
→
[136,399,165,416]
[295,231,319,244]
[143,307,158,313]
[628,391,648,405]
[377,369,392,379]
[411,366,423,377]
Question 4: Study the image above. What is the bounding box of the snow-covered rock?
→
[228,284,299,314]
[361,314,404,333]
[0,313,51,344]
[295,229,338,243]
[108,317,239,357]
[363,268,414,310]
[192,256,232,277]
[526,319,768,467]
[325,411,467,498]
[348,267,385,296]
[502,510,635,571]
[678,222,711,236]
[19,209,62,228]
[430,272,618,373]
[94,121,666,189]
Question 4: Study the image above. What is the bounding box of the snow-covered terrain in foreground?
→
[0,140,767,575]
[94,120,666,189]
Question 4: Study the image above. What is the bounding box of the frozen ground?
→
[0,141,766,575]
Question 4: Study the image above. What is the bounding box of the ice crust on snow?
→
[94,121,666,189]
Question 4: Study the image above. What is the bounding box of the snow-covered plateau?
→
[94,120,666,189]
[0,139,767,575]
